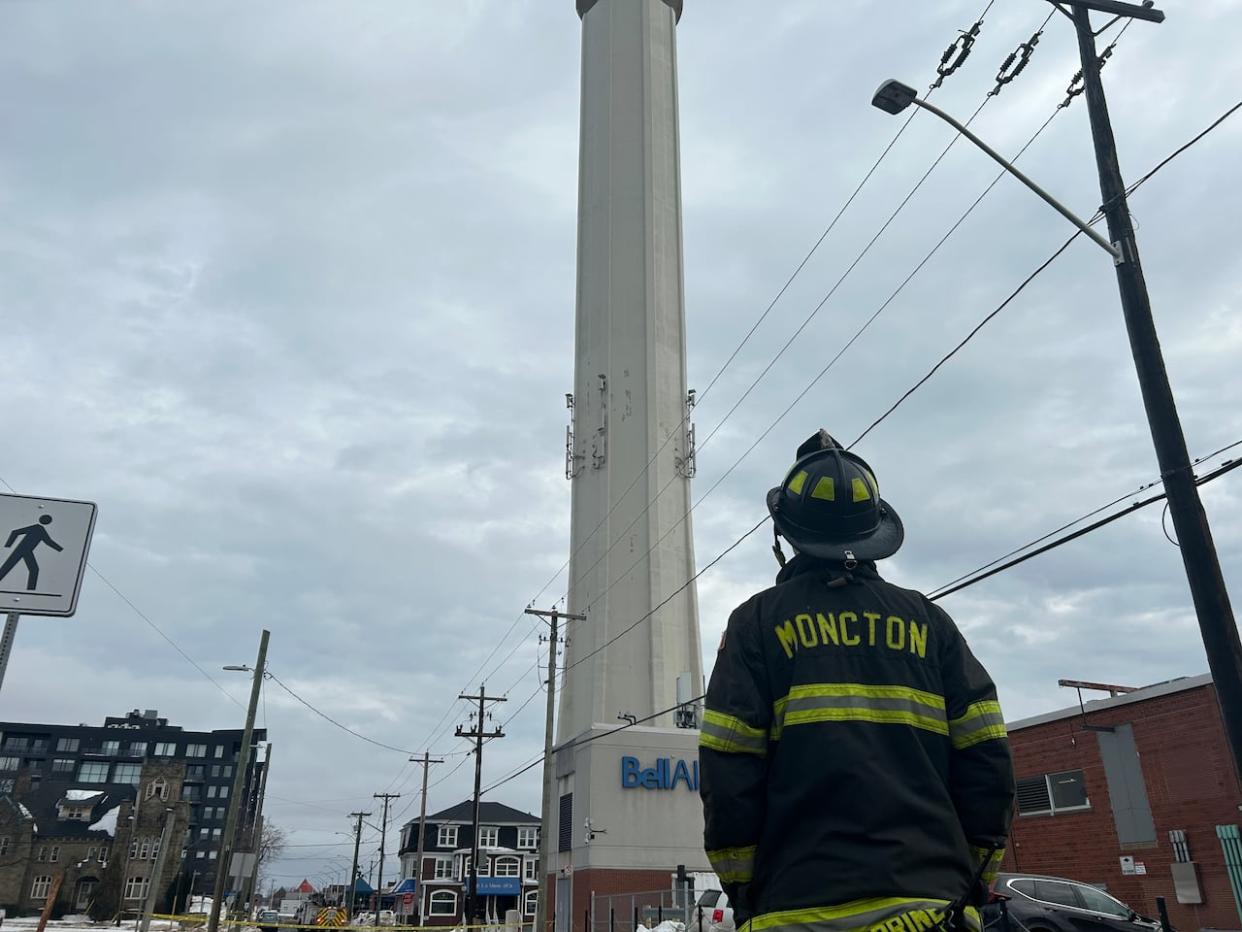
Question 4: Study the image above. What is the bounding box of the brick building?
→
[1004,674,1242,930]
[0,708,266,907]
[397,801,541,926]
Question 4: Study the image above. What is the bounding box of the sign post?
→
[0,493,98,693]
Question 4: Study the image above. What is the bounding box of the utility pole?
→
[346,811,372,919]
[208,629,270,932]
[525,607,585,932]
[1066,0,1242,778]
[410,753,444,925]
[456,685,506,925]
[245,743,273,914]
[373,793,401,921]
[139,808,177,932]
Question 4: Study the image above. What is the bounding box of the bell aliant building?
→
[552,0,709,928]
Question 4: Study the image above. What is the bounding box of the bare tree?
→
[257,822,288,886]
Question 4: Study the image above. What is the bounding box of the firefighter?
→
[699,430,1015,932]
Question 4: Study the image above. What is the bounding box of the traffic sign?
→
[0,493,97,617]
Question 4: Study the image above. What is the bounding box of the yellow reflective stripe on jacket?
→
[950,700,1007,750]
[700,708,768,756]
[706,844,756,884]
[741,896,980,932]
[969,845,1006,885]
[770,683,948,741]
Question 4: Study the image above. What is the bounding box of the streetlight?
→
[207,631,271,932]
[871,7,1242,782]
[870,79,1119,258]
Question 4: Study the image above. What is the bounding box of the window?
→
[0,836,8,856]
[206,785,217,798]
[139,839,152,860]
[31,876,54,900]
[210,765,221,778]
[187,765,206,780]
[1032,880,1081,908]
[56,737,79,753]
[437,825,458,848]
[478,826,499,848]
[99,846,109,863]
[101,740,121,755]
[128,742,148,757]
[214,745,225,758]
[212,828,222,839]
[3,737,29,751]
[181,785,201,801]
[1077,886,1131,918]
[52,758,75,773]
[1016,770,1089,816]
[429,891,458,917]
[494,857,521,878]
[154,742,176,757]
[524,891,538,917]
[79,761,110,783]
[433,857,453,879]
[36,846,46,862]
[0,757,19,771]
[517,827,538,849]
[146,778,168,801]
[114,763,142,785]
[222,764,233,777]
[196,851,205,859]
[0,778,12,793]
[208,850,217,860]
[124,876,150,900]
[49,845,60,863]
[524,858,537,882]
[219,785,229,799]
[186,744,207,758]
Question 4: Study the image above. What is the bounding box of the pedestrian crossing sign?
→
[0,493,97,617]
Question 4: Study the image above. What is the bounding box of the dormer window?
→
[146,777,168,801]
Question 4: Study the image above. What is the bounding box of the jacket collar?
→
[775,553,881,585]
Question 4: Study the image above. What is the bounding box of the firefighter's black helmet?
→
[766,430,904,562]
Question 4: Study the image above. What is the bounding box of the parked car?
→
[255,909,281,932]
[688,889,735,932]
[984,873,1160,932]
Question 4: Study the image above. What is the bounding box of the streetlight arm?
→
[910,95,1122,260]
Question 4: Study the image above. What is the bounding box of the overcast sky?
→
[2,0,1240,892]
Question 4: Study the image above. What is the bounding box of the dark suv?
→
[984,873,1160,932]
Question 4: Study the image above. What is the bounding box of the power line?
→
[929,435,1242,596]
[849,94,1242,448]
[929,452,1242,602]
[265,670,423,756]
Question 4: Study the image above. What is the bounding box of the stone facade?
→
[0,760,189,919]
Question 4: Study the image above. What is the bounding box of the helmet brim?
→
[767,486,905,562]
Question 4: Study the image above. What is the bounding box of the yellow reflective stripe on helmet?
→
[707,845,756,884]
[788,470,809,495]
[771,683,948,739]
[852,477,872,502]
[700,709,767,756]
[950,700,1008,750]
[811,477,836,501]
[744,896,980,932]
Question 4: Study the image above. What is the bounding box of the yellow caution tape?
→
[151,916,538,932]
